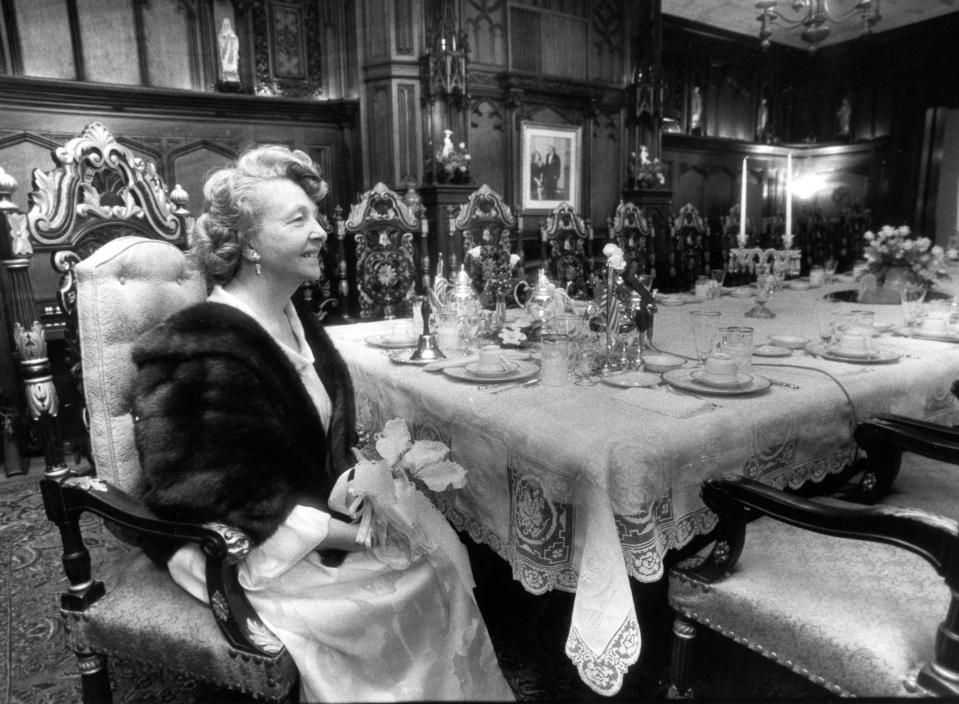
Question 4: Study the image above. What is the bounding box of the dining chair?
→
[607,200,653,283]
[539,201,593,296]
[669,203,708,294]
[667,446,959,698]
[450,183,518,302]
[34,236,298,703]
[342,182,426,319]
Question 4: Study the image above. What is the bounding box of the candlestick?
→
[739,157,748,244]
[785,152,793,247]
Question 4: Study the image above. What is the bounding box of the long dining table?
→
[326,279,959,696]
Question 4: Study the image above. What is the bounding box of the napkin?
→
[611,387,714,418]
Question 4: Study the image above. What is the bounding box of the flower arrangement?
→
[628,145,666,189]
[861,225,949,288]
[465,245,520,301]
[497,315,542,347]
[432,129,471,183]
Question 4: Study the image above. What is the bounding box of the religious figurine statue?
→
[218,18,240,84]
[441,129,454,159]
[837,98,852,138]
[690,86,703,135]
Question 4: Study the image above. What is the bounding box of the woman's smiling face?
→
[247,178,327,286]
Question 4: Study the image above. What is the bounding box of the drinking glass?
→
[808,265,825,288]
[540,333,570,387]
[817,298,845,344]
[717,326,754,375]
[900,288,927,334]
[435,311,461,353]
[824,258,839,283]
[711,268,726,288]
[689,310,722,366]
[571,335,600,386]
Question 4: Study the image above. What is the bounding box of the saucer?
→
[443,360,539,383]
[388,350,434,365]
[729,287,755,298]
[663,369,771,396]
[690,369,753,388]
[808,343,899,364]
[657,294,687,306]
[786,280,811,291]
[768,335,811,350]
[465,361,519,377]
[825,345,877,359]
[367,334,418,349]
[893,327,959,342]
[600,371,662,388]
[753,344,792,357]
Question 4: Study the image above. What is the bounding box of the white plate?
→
[366,334,418,349]
[786,280,811,291]
[683,295,707,304]
[643,354,687,373]
[892,327,959,343]
[443,360,539,383]
[657,295,687,306]
[690,370,754,388]
[464,361,520,377]
[808,343,900,364]
[768,335,811,350]
[662,369,771,396]
[729,287,755,298]
[753,344,792,357]
[600,371,662,388]
[388,350,435,365]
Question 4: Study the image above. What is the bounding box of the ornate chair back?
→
[450,184,517,303]
[539,201,593,297]
[668,202,708,293]
[1,122,191,470]
[343,182,426,319]
[607,200,652,281]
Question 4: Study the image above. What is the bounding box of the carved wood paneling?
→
[464,0,507,67]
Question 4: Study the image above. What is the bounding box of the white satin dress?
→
[167,288,514,702]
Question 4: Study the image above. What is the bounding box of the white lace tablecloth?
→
[328,282,959,696]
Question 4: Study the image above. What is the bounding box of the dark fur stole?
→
[131,300,357,562]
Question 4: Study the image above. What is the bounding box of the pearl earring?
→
[244,247,262,276]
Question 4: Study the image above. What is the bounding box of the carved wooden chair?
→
[668,416,959,698]
[607,200,653,282]
[33,236,298,703]
[539,201,593,298]
[342,182,427,319]
[450,184,518,304]
[669,203,708,293]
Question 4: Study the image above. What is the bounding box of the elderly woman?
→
[131,145,513,702]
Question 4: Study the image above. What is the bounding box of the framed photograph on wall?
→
[520,123,582,212]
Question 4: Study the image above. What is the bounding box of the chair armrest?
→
[40,475,284,658]
[680,474,959,589]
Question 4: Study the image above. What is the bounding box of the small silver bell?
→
[409,332,445,361]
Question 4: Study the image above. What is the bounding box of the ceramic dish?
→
[388,350,435,365]
[683,295,706,304]
[366,334,418,349]
[464,361,520,377]
[753,344,792,357]
[690,369,753,388]
[600,371,662,388]
[443,360,539,383]
[662,368,771,396]
[642,353,686,373]
[807,343,900,364]
[729,287,755,298]
[892,327,959,342]
[768,335,811,350]
[786,280,811,291]
[656,294,687,306]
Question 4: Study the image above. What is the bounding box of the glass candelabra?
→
[727,233,801,318]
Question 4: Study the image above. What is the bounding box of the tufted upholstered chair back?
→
[76,236,206,492]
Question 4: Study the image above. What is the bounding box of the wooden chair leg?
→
[668,613,698,699]
[76,647,112,704]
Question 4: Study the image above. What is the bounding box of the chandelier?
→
[756,0,881,52]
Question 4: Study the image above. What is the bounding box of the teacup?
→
[701,353,739,381]
[831,331,871,357]
[386,324,414,343]
[477,345,510,372]
[921,312,949,335]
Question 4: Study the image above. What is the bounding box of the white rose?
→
[509,253,521,268]
[467,246,482,258]
[608,254,627,272]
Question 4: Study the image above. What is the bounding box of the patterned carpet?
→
[2,474,824,703]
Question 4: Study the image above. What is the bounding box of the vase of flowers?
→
[627,145,667,190]
[858,226,949,303]
[465,245,520,315]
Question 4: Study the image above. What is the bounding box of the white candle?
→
[739,157,748,245]
[785,152,793,244]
